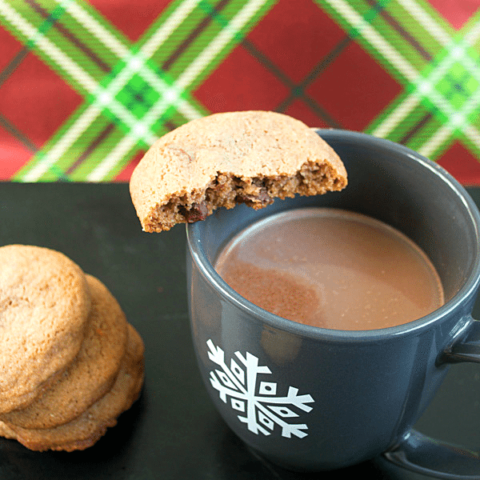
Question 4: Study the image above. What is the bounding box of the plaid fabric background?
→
[0,0,479,184]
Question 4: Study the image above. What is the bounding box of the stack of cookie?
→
[0,245,144,452]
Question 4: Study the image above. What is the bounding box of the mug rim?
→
[186,129,480,343]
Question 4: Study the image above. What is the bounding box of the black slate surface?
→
[0,182,478,480]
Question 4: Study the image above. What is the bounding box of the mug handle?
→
[384,317,480,479]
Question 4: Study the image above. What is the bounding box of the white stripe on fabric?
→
[23,104,102,181]
[323,0,419,83]
[397,0,450,46]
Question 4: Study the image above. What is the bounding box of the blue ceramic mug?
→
[186,130,480,477]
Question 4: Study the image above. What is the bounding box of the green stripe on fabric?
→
[0,0,100,96]
[367,3,438,71]
[40,16,109,81]
[92,53,185,132]
[151,4,212,60]
[53,12,120,72]
[133,0,205,65]
[388,1,447,56]
[402,114,444,154]
[164,2,229,80]
[66,0,136,49]
[366,91,418,136]
[315,0,417,86]
[409,38,480,130]
[316,0,389,40]
[414,0,461,35]
[4,0,66,38]
[181,0,277,93]
[366,92,448,155]
[419,127,455,160]
[461,129,480,163]
[13,103,102,180]
[67,124,128,181]
[15,152,70,182]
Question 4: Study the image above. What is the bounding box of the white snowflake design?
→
[207,339,314,438]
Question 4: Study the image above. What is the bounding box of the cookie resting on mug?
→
[129,111,348,232]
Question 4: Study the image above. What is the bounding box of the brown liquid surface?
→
[215,208,444,330]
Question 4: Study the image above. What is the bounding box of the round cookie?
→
[1,275,129,429]
[2,324,145,452]
[0,245,91,413]
[130,110,347,232]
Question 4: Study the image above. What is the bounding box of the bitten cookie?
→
[0,245,91,413]
[1,324,145,452]
[1,275,129,429]
[130,111,347,232]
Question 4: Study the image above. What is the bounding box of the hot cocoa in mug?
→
[215,207,444,331]
[186,130,480,477]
